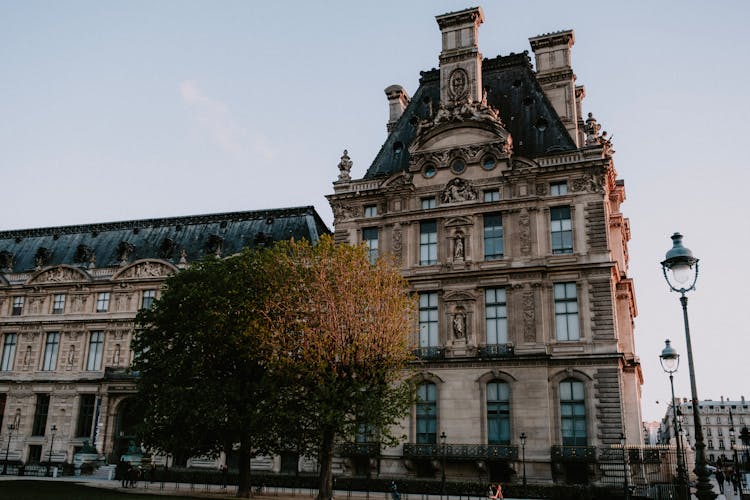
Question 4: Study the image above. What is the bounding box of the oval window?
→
[451,159,466,174]
[424,165,437,178]
[482,157,496,170]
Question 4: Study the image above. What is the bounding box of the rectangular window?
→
[141,290,156,310]
[419,221,437,265]
[487,381,510,444]
[28,445,43,464]
[364,205,377,217]
[550,206,573,254]
[52,294,66,314]
[86,331,104,371]
[362,227,379,265]
[485,288,508,345]
[1,333,17,371]
[483,190,500,202]
[96,292,110,313]
[554,283,580,341]
[42,332,60,371]
[418,292,438,348]
[12,296,24,316]
[32,394,50,436]
[421,197,436,210]
[483,214,504,260]
[76,394,96,438]
[550,181,568,196]
[0,393,6,430]
[416,383,437,444]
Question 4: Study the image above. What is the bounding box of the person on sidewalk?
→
[715,468,725,494]
[488,483,503,499]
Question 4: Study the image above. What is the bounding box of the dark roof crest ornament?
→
[0,250,14,272]
[34,247,51,270]
[117,241,136,266]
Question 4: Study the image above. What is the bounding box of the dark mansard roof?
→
[364,52,576,179]
[0,206,330,273]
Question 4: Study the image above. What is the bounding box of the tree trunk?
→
[316,427,336,500]
[237,438,252,498]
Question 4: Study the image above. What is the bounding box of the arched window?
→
[560,379,587,446]
[416,382,437,444]
[487,381,510,444]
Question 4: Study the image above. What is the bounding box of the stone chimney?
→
[385,85,410,132]
[435,7,484,106]
[529,30,582,146]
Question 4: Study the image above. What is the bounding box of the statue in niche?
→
[454,235,464,260]
[452,310,466,339]
[23,346,31,366]
[67,345,76,365]
[113,344,121,367]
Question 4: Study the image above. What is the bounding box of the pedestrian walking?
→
[221,464,228,489]
[715,468,725,494]
[390,481,400,500]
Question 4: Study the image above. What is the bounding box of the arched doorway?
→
[113,399,141,461]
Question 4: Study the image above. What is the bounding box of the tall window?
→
[560,379,587,446]
[42,332,60,371]
[11,296,24,316]
[484,214,504,260]
[86,331,104,371]
[32,393,50,436]
[362,227,379,265]
[96,292,110,312]
[421,197,436,209]
[76,394,96,438]
[416,382,437,444]
[420,221,437,265]
[52,294,65,314]
[364,205,377,217]
[554,283,580,341]
[141,290,156,310]
[550,181,568,196]
[487,381,510,444]
[1,333,17,371]
[418,293,438,348]
[485,288,508,345]
[0,394,6,429]
[550,206,573,254]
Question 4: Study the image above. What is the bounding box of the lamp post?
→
[440,431,447,498]
[661,232,716,500]
[620,433,630,500]
[660,339,689,500]
[520,432,527,487]
[46,424,57,477]
[2,423,15,475]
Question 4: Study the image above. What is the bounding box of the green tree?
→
[132,249,282,498]
[268,236,416,500]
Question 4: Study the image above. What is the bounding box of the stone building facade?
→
[0,207,329,469]
[659,397,750,465]
[328,7,642,484]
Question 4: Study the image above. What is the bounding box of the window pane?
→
[420,221,437,265]
[42,332,60,371]
[1,334,17,371]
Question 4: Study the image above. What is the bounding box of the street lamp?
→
[519,432,527,487]
[620,433,630,500]
[661,232,716,500]
[46,424,57,477]
[3,423,15,475]
[440,431,447,498]
[660,339,689,500]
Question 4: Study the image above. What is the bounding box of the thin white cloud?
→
[179,80,274,160]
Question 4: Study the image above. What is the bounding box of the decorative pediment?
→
[113,259,177,280]
[442,289,478,302]
[444,216,473,228]
[381,173,414,191]
[28,265,90,285]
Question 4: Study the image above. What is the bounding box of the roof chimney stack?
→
[385,85,410,132]
[435,7,484,106]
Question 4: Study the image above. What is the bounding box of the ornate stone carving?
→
[571,167,605,193]
[75,245,93,265]
[34,247,51,270]
[452,307,467,339]
[331,202,357,223]
[34,267,81,283]
[448,68,469,102]
[206,234,223,257]
[441,178,477,204]
[118,261,170,279]
[519,210,531,256]
[0,250,13,272]
[337,149,353,182]
[522,290,536,342]
[453,234,464,260]
[117,241,135,265]
[392,224,402,264]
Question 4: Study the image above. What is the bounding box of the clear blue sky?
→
[1,1,748,424]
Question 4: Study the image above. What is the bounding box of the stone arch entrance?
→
[113,398,141,461]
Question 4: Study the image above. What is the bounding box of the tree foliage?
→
[132,236,416,500]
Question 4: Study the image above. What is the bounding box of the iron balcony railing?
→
[337,442,380,457]
[551,445,598,462]
[403,443,518,461]
[412,347,444,360]
[478,343,514,358]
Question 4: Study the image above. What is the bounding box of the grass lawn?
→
[0,480,211,499]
